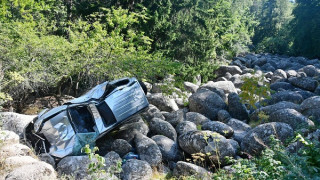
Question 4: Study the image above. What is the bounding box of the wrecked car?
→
[24,77,149,159]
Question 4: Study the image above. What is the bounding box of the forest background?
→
[0,0,319,111]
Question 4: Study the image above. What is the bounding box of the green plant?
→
[250,111,269,127]
[239,74,271,110]
[82,145,106,179]
[82,144,123,179]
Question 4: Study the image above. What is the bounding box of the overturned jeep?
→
[24,77,149,159]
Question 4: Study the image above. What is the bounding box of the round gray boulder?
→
[115,121,149,143]
[267,91,304,105]
[250,101,301,121]
[141,104,165,122]
[269,108,314,130]
[173,161,211,180]
[111,139,132,157]
[217,110,232,123]
[288,77,318,91]
[227,93,249,121]
[202,81,237,94]
[0,112,36,137]
[189,88,227,120]
[178,130,236,165]
[134,133,162,167]
[162,109,186,127]
[270,82,295,91]
[175,121,197,136]
[151,135,183,162]
[302,65,319,77]
[5,161,57,180]
[0,130,19,145]
[121,159,153,180]
[184,82,199,93]
[149,117,177,141]
[216,65,243,77]
[241,122,294,155]
[56,156,90,179]
[186,112,211,126]
[201,121,234,138]
[300,96,320,123]
[147,93,179,112]
[227,118,251,143]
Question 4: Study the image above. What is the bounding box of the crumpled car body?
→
[24,77,149,158]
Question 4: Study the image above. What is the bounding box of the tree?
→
[251,0,294,54]
[290,0,320,58]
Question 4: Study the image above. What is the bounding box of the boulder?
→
[314,85,320,95]
[111,139,132,157]
[4,156,39,168]
[201,121,234,138]
[227,93,249,121]
[178,131,236,164]
[39,153,56,168]
[227,118,251,132]
[230,74,244,89]
[141,104,165,122]
[175,121,197,136]
[267,91,304,105]
[224,72,233,80]
[56,156,90,179]
[286,70,298,78]
[300,96,320,110]
[300,96,320,123]
[269,109,314,130]
[294,89,316,99]
[216,65,243,76]
[185,112,211,126]
[115,121,149,143]
[0,112,36,137]
[231,60,245,69]
[184,82,199,93]
[173,161,210,180]
[134,133,162,166]
[121,159,153,180]
[198,86,227,101]
[252,57,267,67]
[151,135,183,162]
[227,139,240,154]
[227,118,251,143]
[104,151,122,173]
[270,82,295,91]
[273,69,287,79]
[271,69,287,83]
[147,93,179,112]
[0,143,32,158]
[241,122,293,155]
[202,81,237,94]
[302,65,318,77]
[162,109,186,127]
[0,130,19,145]
[5,161,57,180]
[217,110,232,123]
[250,101,301,121]
[189,88,227,120]
[288,77,318,91]
[149,118,177,141]
[261,63,276,72]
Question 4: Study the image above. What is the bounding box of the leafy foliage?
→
[239,74,271,109]
[290,0,320,58]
